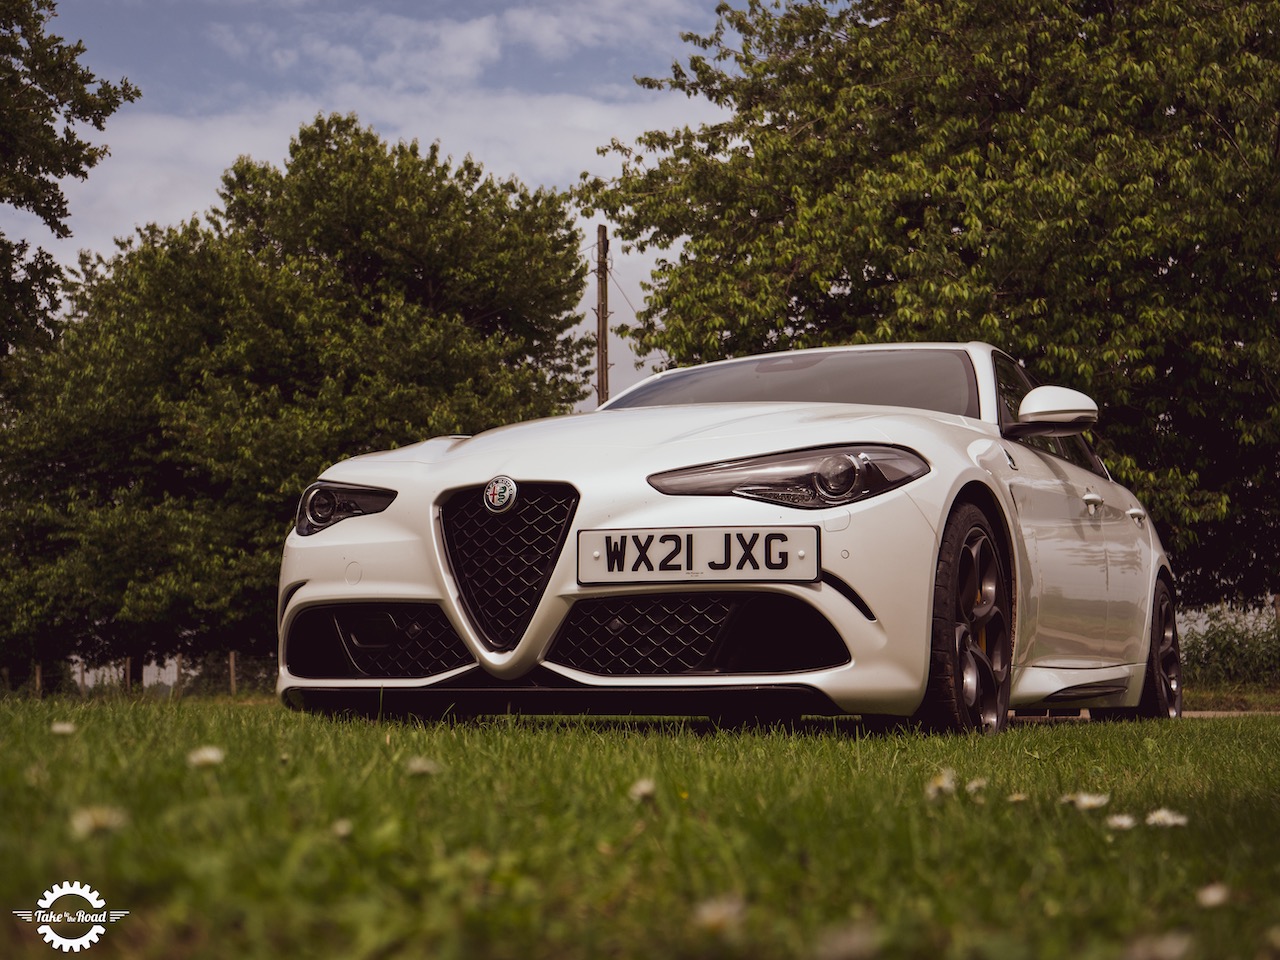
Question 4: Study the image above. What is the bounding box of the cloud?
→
[200,3,713,96]
[11,0,725,393]
[498,0,711,59]
[49,98,321,257]
[367,14,504,88]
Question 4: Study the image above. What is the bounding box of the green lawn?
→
[2,699,1278,959]
[1183,683,1280,713]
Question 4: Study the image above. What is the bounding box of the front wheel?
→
[913,503,1013,734]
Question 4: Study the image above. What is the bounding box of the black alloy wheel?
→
[1138,580,1183,718]
[915,503,1013,733]
[1095,579,1182,721]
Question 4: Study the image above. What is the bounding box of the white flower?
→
[965,777,988,795]
[1146,808,1188,827]
[1006,792,1029,803]
[50,721,77,736]
[1106,814,1137,831]
[331,818,354,839]
[628,777,657,803]
[814,921,880,960]
[186,745,225,768]
[405,756,442,776]
[1060,792,1110,810]
[1195,883,1229,908]
[70,805,128,839]
[925,768,956,801]
[1123,932,1192,960]
[692,894,745,936]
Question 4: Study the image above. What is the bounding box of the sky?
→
[5,0,729,398]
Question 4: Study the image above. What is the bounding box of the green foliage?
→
[0,114,590,668]
[0,0,139,367]
[3,702,1280,958]
[1181,607,1280,687]
[581,0,1280,603]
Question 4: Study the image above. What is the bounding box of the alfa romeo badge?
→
[483,476,518,514]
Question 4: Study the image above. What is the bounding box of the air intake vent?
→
[548,593,850,676]
[285,603,473,679]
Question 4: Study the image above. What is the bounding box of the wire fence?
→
[1,652,277,699]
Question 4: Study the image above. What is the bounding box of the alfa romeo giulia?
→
[277,342,1182,732]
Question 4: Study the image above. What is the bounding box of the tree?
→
[0,0,139,368]
[582,0,1280,605]
[0,114,591,672]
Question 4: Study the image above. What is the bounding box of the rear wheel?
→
[1093,579,1182,721]
[1139,580,1183,718]
[914,503,1013,733]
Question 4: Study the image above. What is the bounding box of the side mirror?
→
[1005,385,1098,438]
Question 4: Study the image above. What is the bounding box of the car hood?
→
[322,402,989,485]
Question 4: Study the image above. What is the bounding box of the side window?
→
[992,355,1059,456]
[1059,434,1109,478]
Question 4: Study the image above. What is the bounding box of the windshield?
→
[607,349,980,418]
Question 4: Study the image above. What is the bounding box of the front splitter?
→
[281,681,845,721]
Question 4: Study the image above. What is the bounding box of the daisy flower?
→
[1060,792,1110,811]
[628,777,657,803]
[692,894,745,937]
[925,768,956,801]
[70,805,128,839]
[186,745,225,768]
[1146,808,1188,827]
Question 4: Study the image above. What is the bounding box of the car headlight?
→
[295,482,397,536]
[648,445,929,509]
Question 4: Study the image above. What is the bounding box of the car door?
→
[1056,433,1151,665]
[992,356,1112,664]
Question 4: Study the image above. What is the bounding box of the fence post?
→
[229,651,237,698]
[34,662,42,698]
[173,653,183,700]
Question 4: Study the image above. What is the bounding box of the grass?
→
[1183,683,1280,712]
[2,700,1279,959]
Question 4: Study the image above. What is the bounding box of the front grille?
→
[286,603,474,679]
[440,482,579,651]
[550,594,733,675]
[548,593,851,677]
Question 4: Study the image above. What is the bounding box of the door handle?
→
[1126,507,1147,525]
[1082,491,1103,515]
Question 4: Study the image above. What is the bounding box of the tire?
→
[913,503,1013,733]
[1093,579,1183,721]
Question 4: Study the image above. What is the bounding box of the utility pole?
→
[596,224,609,405]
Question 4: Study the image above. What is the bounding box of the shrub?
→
[1180,605,1280,686]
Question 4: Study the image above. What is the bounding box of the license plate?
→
[577,526,820,584]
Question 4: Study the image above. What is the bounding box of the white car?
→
[277,342,1182,732]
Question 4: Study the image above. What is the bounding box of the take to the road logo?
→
[12,881,129,953]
